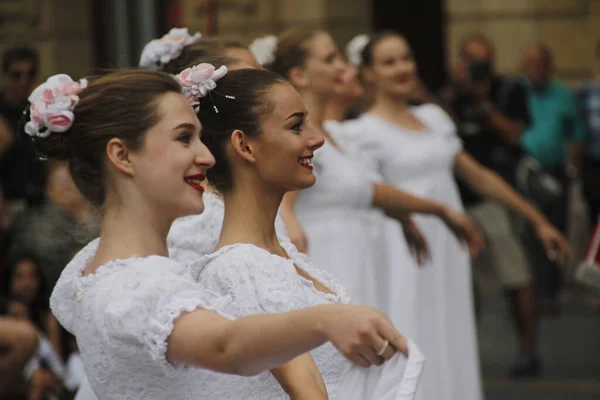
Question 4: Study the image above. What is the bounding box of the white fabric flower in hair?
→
[175,63,228,111]
[346,34,370,66]
[139,27,202,70]
[249,35,278,66]
[25,74,87,138]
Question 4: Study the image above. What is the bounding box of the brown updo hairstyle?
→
[32,69,181,206]
[161,38,225,74]
[161,38,253,74]
[360,30,405,68]
[266,28,323,80]
[193,54,250,71]
[196,69,287,192]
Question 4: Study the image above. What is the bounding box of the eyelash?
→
[178,132,193,144]
[291,121,303,132]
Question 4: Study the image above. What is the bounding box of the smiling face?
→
[366,35,418,98]
[247,82,324,192]
[127,92,215,220]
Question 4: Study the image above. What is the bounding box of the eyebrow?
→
[172,122,198,131]
[285,111,308,120]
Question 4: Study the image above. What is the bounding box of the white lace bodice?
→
[189,240,351,399]
[50,242,235,400]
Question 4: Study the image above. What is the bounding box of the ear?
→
[229,129,256,164]
[106,138,135,177]
[288,66,309,89]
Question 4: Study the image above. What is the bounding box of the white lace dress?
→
[334,105,483,400]
[190,240,351,399]
[49,243,233,400]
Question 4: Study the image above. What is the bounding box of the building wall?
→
[0,0,596,88]
[446,0,597,86]
[0,0,93,80]
[179,0,371,54]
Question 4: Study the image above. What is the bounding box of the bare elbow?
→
[215,342,264,377]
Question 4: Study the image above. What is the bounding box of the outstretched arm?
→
[455,151,570,261]
[167,303,406,377]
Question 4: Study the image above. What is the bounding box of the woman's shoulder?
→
[191,244,290,280]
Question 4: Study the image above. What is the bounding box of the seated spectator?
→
[7,161,96,290]
[0,316,39,398]
[1,296,67,400]
[1,254,64,359]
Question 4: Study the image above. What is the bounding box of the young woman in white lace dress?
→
[253,29,483,322]
[333,31,572,400]
[38,68,412,400]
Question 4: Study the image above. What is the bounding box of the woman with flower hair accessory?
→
[187,64,424,399]
[41,67,413,399]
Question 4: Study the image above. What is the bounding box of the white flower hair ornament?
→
[24,74,88,138]
[249,35,278,66]
[346,34,370,66]
[139,27,202,70]
[175,63,231,113]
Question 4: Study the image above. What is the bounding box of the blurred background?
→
[0,0,598,399]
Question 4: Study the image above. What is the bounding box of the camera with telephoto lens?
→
[468,61,492,82]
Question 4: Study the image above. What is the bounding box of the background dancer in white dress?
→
[36,69,410,399]
[255,29,484,315]
[334,31,572,400]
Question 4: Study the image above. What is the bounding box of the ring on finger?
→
[376,340,390,356]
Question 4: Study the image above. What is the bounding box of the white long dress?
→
[294,138,417,323]
[334,104,483,400]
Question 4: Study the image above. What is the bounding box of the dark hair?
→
[161,39,224,74]
[197,69,287,191]
[193,54,248,70]
[361,30,405,67]
[267,28,323,79]
[2,46,38,74]
[1,253,47,331]
[221,39,249,50]
[32,69,181,206]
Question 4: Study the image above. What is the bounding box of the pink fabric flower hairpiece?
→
[175,63,228,111]
[25,74,88,138]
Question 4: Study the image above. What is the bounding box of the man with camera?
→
[442,34,541,378]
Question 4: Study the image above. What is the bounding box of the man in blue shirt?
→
[520,43,584,313]
[577,40,600,223]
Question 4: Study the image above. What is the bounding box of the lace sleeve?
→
[90,258,233,373]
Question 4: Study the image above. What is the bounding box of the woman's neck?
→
[90,199,171,270]
[219,182,283,251]
[300,90,328,128]
[369,92,409,120]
